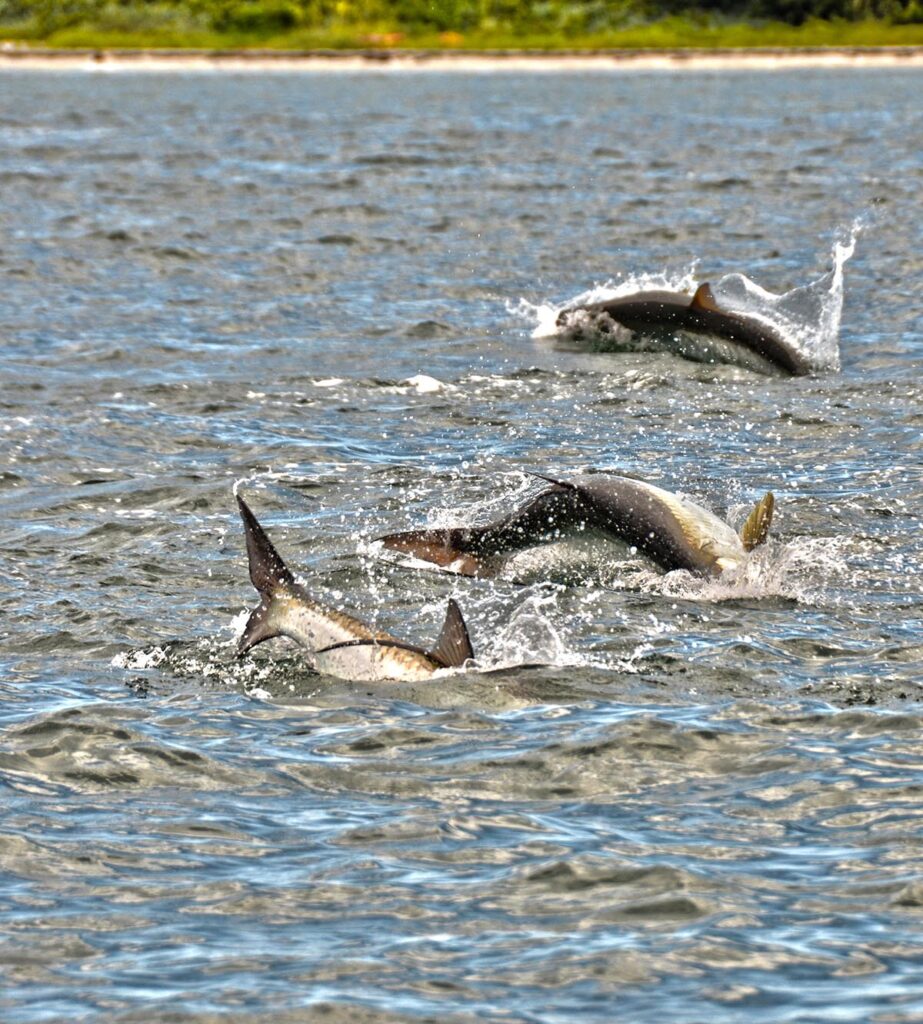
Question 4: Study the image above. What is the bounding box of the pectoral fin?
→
[428,599,474,668]
[740,492,774,551]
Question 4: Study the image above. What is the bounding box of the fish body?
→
[381,474,774,579]
[566,474,746,574]
[556,283,809,376]
[235,494,473,682]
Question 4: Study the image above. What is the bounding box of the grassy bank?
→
[1,2,922,52]
[2,22,922,50]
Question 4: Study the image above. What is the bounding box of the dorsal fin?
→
[526,471,577,491]
[690,282,721,313]
[237,494,296,596]
[740,492,774,551]
[428,599,474,668]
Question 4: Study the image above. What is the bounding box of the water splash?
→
[111,611,304,698]
[522,222,862,372]
[522,266,700,339]
[371,518,848,611]
[467,590,591,674]
[633,535,852,605]
[712,219,863,371]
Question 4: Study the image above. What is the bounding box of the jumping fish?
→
[236,494,474,682]
[555,283,810,376]
[380,474,774,579]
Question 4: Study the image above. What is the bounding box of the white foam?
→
[402,374,452,394]
[245,686,273,701]
[111,646,168,670]
[228,608,250,641]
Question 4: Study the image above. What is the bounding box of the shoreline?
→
[1,44,922,71]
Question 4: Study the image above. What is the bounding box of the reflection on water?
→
[1,68,922,1023]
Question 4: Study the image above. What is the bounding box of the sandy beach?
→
[1,44,922,71]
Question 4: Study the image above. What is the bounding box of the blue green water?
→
[1,68,921,1023]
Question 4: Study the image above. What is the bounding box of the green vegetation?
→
[0,0,920,49]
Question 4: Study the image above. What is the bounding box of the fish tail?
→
[236,494,297,656]
[740,492,774,551]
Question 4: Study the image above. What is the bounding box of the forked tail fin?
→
[237,494,296,596]
[740,492,774,551]
[428,599,474,668]
[236,494,296,657]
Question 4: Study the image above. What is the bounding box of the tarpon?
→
[236,494,474,682]
[380,473,774,578]
[555,283,810,376]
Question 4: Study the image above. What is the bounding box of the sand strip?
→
[1,45,922,71]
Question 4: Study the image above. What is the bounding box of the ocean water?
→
[1,67,922,1023]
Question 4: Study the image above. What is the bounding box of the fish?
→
[235,494,474,682]
[380,473,774,579]
[555,283,810,376]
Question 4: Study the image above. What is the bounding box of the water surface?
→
[1,68,922,1023]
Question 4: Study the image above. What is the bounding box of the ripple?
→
[2,67,922,1024]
